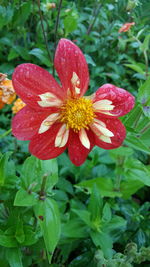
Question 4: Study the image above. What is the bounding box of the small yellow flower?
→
[12,98,26,114]
[0,73,16,109]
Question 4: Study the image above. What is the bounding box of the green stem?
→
[86,1,103,35]
[39,173,48,200]
[143,50,149,79]
[53,0,63,77]
[140,122,150,134]
[37,0,52,63]
[0,128,12,139]
[133,109,143,128]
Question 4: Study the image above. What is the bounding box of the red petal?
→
[29,123,66,160]
[12,63,64,110]
[93,117,126,149]
[12,106,51,140]
[94,84,135,117]
[54,39,89,96]
[68,129,95,166]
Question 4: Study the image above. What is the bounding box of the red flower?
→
[119,22,135,33]
[12,39,135,166]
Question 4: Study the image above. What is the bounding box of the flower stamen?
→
[60,97,95,132]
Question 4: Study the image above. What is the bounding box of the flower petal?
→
[55,124,69,148]
[12,63,64,110]
[38,92,62,108]
[79,128,90,149]
[38,113,60,134]
[12,106,50,140]
[93,117,126,149]
[54,39,89,97]
[91,118,114,137]
[29,123,66,160]
[68,129,95,166]
[93,84,135,117]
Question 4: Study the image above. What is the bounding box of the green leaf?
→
[140,34,150,52]
[15,218,25,244]
[85,54,96,66]
[76,178,122,198]
[13,1,31,26]
[6,248,23,267]
[8,48,19,61]
[62,219,88,238]
[0,153,11,186]
[124,158,150,186]
[88,184,103,224]
[125,134,150,154]
[14,188,38,206]
[0,228,17,248]
[102,203,112,222]
[90,231,113,258]
[34,198,61,263]
[40,158,58,189]
[72,209,91,227]
[0,6,14,29]
[29,48,51,67]
[64,10,78,35]
[0,152,17,187]
[120,178,144,198]
[137,77,150,117]
[22,226,38,246]
[21,156,58,192]
[124,63,145,74]
[123,104,143,128]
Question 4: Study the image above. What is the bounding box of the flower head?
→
[12,39,135,166]
[12,98,26,114]
[0,73,16,109]
[119,22,135,33]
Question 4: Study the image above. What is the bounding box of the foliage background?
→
[0,0,150,266]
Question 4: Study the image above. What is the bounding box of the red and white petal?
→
[12,63,64,110]
[68,129,95,166]
[79,128,90,149]
[38,92,62,108]
[93,117,126,149]
[12,106,50,140]
[54,39,89,97]
[90,118,114,138]
[29,123,66,160]
[93,99,115,111]
[38,113,60,134]
[55,124,69,148]
[93,84,135,117]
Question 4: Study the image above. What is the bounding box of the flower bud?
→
[46,3,56,10]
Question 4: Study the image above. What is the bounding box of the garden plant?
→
[0,0,150,266]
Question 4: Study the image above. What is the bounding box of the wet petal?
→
[79,128,90,149]
[93,117,126,149]
[68,129,95,166]
[38,113,60,134]
[12,63,64,110]
[29,123,66,160]
[12,106,50,140]
[94,84,135,117]
[54,39,89,97]
[55,124,69,147]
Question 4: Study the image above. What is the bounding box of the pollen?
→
[60,97,95,132]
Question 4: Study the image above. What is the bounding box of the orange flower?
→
[12,98,26,114]
[0,73,16,109]
[119,22,135,33]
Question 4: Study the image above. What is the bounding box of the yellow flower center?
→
[60,97,95,132]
